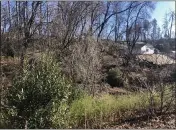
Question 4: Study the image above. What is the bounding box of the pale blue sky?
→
[152,1,175,30]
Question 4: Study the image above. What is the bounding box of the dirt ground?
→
[108,113,176,129]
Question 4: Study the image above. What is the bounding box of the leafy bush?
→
[5,53,79,128]
[0,109,9,128]
[106,68,123,87]
[51,88,85,129]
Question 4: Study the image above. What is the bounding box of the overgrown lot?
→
[1,53,175,129]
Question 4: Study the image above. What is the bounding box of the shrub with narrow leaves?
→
[5,54,76,128]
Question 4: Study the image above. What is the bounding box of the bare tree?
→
[151,18,157,41]
[7,1,11,30]
[142,19,150,41]
[163,12,169,39]
[124,2,155,66]
[20,1,42,68]
[168,11,175,39]
[112,2,125,42]
[94,1,143,41]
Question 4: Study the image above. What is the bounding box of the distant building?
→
[141,44,155,54]
[118,41,159,55]
[133,42,155,55]
[168,51,176,60]
[171,51,175,54]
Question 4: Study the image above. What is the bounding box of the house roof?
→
[118,41,146,49]
[134,43,155,50]
[118,41,156,51]
[144,43,154,49]
[134,43,146,49]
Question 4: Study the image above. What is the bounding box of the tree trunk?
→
[8,1,11,30]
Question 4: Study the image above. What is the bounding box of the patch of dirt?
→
[108,87,130,95]
[108,113,176,129]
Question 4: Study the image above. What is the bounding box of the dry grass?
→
[1,56,20,65]
[67,92,160,128]
[61,36,102,93]
[137,54,175,65]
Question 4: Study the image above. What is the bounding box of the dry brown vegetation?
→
[0,1,176,129]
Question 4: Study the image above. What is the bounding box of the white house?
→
[171,51,175,54]
[141,44,155,54]
[119,41,157,55]
[132,43,156,55]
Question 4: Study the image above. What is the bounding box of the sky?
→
[1,1,175,37]
[152,1,175,31]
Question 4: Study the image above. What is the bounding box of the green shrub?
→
[0,109,9,128]
[106,68,123,87]
[5,53,78,128]
[51,89,86,129]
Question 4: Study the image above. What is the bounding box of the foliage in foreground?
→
[54,84,174,129]
[3,53,80,128]
[1,53,175,129]
[2,82,174,128]
[67,92,159,128]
